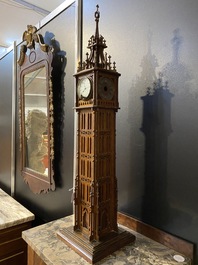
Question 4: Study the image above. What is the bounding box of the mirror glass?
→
[24,67,49,176]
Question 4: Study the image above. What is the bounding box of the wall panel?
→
[0,51,13,194]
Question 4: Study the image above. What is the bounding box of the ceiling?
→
[0,0,66,55]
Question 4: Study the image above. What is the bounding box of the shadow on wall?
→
[123,25,198,263]
[138,28,196,228]
[141,75,174,227]
[162,29,198,236]
[125,29,159,217]
[163,28,194,96]
[162,28,197,213]
[44,31,67,188]
[126,28,196,223]
[160,28,198,262]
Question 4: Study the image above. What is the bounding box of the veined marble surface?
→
[22,215,191,265]
[0,188,34,229]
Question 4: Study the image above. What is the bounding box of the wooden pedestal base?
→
[57,226,135,264]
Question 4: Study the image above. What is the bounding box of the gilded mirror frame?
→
[18,25,55,193]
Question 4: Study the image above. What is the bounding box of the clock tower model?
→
[58,5,135,263]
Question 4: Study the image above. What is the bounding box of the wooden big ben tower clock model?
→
[58,5,135,263]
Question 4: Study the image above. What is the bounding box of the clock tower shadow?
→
[141,75,174,226]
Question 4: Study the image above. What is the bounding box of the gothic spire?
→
[77,5,117,72]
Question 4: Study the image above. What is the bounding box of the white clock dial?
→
[98,77,114,100]
[77,77,92,100]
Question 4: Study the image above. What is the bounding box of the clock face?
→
[77,77,92,100]
[98,77,114,100]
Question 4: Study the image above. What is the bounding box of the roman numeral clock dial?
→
[77,77,92,100]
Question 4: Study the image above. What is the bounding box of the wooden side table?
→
[0,189,34,265]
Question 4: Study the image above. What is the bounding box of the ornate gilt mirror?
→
[18,25,55,193]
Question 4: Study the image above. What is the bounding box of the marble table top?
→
[22,215,191,265]
[0,188,35,230]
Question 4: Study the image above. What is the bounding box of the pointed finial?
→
[165,81,169,89]
[95,5,100,20]
[95,5,100,39]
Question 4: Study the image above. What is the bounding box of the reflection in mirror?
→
[18,25,55,193]
[24,68,48,176]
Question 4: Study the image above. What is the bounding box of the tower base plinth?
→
[57,226,135,264]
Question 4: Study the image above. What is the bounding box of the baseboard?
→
[117,212,194,261]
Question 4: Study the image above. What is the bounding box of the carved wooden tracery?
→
[75,108,117,240]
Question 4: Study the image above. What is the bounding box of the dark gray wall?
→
[0,51,13,194]
[83,0,198,263]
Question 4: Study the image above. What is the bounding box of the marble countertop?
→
[22,215,191,265]
[0,188,35,230]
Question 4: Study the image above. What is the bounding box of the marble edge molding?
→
[0,188,35,230]
[0,215,35,230]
